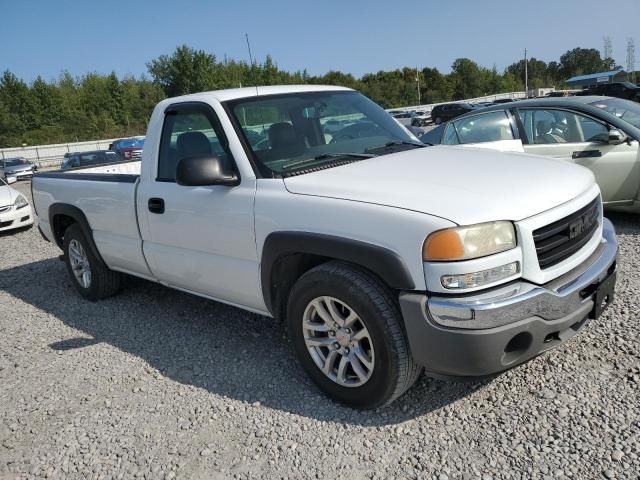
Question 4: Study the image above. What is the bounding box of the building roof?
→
[565,70,626,85]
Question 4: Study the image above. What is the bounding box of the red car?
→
[109,137,145,160]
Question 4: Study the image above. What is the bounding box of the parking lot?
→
[0,179,639,479]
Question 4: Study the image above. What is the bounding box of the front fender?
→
[260,231,415,315]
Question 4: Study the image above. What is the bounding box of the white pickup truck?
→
[33,85,618,408]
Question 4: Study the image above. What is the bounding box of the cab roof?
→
[165,85,353,104]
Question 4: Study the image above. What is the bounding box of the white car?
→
[0,176,34,232]
[32,85,618,409]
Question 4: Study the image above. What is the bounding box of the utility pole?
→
[416,67,421,106]
[524,48,528,98]
[627,38,636,84]
[603,36,613,62]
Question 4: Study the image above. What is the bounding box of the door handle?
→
[148,197,165,214]
[572,150,602,159]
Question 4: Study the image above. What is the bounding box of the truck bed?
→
[33,160,152,278]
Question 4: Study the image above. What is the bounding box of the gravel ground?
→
[1,180,638,480]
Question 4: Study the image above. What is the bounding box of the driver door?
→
[516,108,640,203]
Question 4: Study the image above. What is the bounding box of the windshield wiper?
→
[365,140,430,152]
[281,153,376,171]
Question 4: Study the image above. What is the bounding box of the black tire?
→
[286,261,421,409]
[63,223,121,301]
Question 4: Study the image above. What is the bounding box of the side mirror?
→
[6,176,17,185]
[608,129,626,145]
[176,155,239,187]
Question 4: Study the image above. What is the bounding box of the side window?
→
[157,106,231,182]
[442,123,460,145]
[518,109,608,144]
[577,115,609,143]
[449,111,515,144]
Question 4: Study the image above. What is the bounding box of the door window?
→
[158,106,231,182]
[517,109,609,144]
[443,111,515,145]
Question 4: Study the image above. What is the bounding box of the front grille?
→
[0,220,13,228]
[533,197,600,269]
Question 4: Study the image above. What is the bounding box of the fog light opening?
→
[502,332,532,365]
[544,331,560,344]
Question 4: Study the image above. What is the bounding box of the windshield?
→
[4,158,27,167]
[589,98,640,129]
[227,91,419,177]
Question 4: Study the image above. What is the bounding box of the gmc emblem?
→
[569,212,595,239]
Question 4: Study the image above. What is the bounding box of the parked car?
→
[109,137,145,160]
[391,111,415,126]
[0,175,34,232]
[429,103,476,124]
[423,96,640,211]
[411,114,431,127]
[61,150,123,170]
[33,85,617,408]
[578,82,640,101]
[0,157,37,180]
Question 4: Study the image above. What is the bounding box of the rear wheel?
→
[63,223,121,301]
[287,261,421,409]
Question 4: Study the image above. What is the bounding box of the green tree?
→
[147,45,218,96]
[558,48,617,80]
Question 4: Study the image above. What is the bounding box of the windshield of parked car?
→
[227,91,420,177]
[590,98,640,129]
[4,158,28,167]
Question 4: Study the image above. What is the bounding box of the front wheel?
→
[287,261,421,409]
[63,223,122,301]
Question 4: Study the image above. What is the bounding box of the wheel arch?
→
[261,231,415,319]
[49,203,104,263]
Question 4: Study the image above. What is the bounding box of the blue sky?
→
[2,0,639,82]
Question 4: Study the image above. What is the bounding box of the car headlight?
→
[423,221,516,261]
[14,194,28,210]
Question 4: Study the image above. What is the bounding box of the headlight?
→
[423,221,516,261]
[14,194,28,210]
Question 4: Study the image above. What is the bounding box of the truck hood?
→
[0,185,15,208]
[283,146,596,225]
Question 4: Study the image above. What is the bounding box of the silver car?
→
[1,157,37,180]
[422,96,640,213]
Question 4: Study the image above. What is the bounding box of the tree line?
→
[0,45,619,148]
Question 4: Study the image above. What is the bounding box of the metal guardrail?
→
[387,91,528,114]
[0,138,122,168]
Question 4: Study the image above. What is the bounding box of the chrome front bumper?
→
[399,218,618,377]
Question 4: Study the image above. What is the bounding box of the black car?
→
[578,82,640,101]
[61,150,122,170]
[429,103,476,124]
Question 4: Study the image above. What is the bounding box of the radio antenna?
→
[245,33,259,96]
